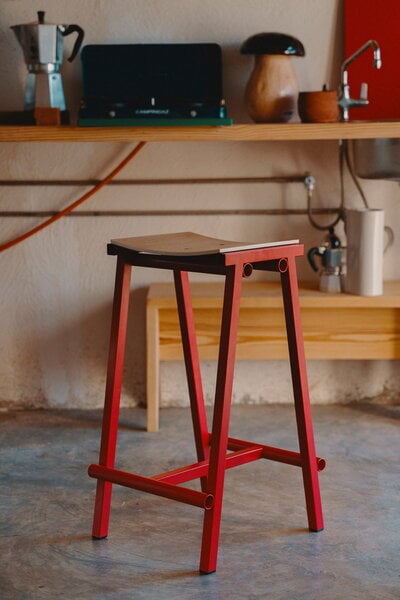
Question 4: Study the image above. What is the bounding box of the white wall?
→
[0,0,399,409]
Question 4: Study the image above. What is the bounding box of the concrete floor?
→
[0,403,399,600]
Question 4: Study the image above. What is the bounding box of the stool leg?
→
[174,270,210,469]
[200,265,243,574]
[280,257,324,532]
[92,257,132,539]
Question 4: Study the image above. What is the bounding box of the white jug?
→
[344,208,384,296]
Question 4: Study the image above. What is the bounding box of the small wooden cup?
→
[298,91,339,123]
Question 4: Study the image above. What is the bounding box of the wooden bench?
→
[146,280,400,431]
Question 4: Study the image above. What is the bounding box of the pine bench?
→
[146,280,400,431]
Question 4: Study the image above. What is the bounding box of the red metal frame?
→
[280,257,324,532]
[91,257,132,539]
[89,242,325,573]
[173,270,209,491]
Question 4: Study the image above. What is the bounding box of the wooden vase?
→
[244,54,299,123]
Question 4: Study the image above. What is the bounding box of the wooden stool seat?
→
[88,232,325,574]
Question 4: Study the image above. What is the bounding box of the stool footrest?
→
[88,464,214,510]
[89,438,325,511]
[227,437,326,471]
[154,445,265,486]
[152,439,325,488]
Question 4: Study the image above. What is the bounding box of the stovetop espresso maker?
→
[11,11,84,112]
[307,228,343,293]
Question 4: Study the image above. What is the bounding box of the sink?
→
[351,138,400,181]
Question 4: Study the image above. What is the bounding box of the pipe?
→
[0,175,307,187]
[0,208,340,218]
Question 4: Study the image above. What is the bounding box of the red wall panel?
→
[344,0,400,119]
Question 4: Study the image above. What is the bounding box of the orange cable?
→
[0,141,146,252]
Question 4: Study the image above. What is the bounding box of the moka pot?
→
[11,11,84,111]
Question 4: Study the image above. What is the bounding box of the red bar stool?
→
[88,232,325,574]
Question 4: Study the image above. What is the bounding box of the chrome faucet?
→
[338,40,382,121]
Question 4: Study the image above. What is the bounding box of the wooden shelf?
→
[146,280,400,430]
[1,121,400,142]
[148,280,400,308]
[147,279,400,362]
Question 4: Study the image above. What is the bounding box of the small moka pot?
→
[308,230,343,293]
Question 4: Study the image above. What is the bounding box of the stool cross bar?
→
[88,232,325,574]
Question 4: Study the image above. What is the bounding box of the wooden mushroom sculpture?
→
[241,32,305,123]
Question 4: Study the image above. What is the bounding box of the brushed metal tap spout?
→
[339,40,382,121]
[341,40,382,75]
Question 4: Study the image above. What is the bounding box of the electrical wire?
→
[306,188,343,231]
[342,140,369,208]
[305,138,394,240]
[0,141,146,252]
[305,143,344,231]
